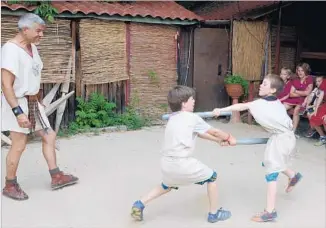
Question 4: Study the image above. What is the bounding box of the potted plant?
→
[224,74,249,123]
[224,74,249,100]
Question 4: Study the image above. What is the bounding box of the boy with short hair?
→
[131,85,235,223]
[213,74,303,222]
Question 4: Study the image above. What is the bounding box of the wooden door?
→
[193,28,229,111]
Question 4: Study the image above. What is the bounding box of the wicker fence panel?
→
[130,23,178,118]
[79,19,128,84]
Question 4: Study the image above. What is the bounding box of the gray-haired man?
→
[1,13,78,200]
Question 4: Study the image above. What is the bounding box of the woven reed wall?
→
[130,23,178,118]
[232,21,269,80]
[79,19,128,84]
[271,25,297,73]
[1,15,73,83]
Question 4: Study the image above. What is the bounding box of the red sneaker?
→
[51,172,79,190]
[2,182,29,200]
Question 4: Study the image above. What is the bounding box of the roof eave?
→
[1,8,200,26]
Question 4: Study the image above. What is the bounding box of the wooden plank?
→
[1,133,12,145]
[300,52,326,60]
[55,57,72,132]
[75,49,82,98]
[121,81,126,112]
[108,82,113,102]
[45,91,75,116]
[42,83,61,107]
[116,82,121,113]
[112,82,117,104]
[67,83,76,124]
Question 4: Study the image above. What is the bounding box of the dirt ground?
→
[1,120,325,228]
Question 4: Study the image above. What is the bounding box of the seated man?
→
[304,75,326,146]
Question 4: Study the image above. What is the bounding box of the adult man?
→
[1,13,78,201]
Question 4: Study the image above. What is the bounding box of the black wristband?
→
[12,106,24,116]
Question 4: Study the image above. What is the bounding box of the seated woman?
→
[282,63,314,136]
[305,75,326,146]
[277,67,294,102]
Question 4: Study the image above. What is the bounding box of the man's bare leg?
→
[36,129,78,190]
[2,131,29,200]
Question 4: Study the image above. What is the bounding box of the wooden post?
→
[54,57,72,132]
[73,20,83,99]
[125,22,131,106]
[274,3,282,73]
[247,81,255,124]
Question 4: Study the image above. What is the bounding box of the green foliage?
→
[7,1,58,23]
[59,93,146,136]
[224,74,249,96]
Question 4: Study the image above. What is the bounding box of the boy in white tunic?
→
[213,74,303,222]
[131,85,235,223]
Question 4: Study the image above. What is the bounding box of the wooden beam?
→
[42,83,61,107]
[55,57,72,132]
[1,133,12,145]
[45,91,75,116]
[274,3,282,74]
[300,52,326,60]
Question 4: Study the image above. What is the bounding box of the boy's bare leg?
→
[266,181,277,212]
[282,168,295,178]
[140,185,171,205]
[207,181,218,213]
[131,185,171,221]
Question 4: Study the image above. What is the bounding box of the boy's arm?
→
[198,132,222,143]
[205,128,236,146]
[213,103,250,115]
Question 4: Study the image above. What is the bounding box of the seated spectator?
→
[305,75,326,146]
[282,63,314,136]
[277,67,293,102]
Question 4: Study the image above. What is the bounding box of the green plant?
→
[7,1,58,22]
[148,70,160,84]
[224,74,249,96]
[58,92,147,136]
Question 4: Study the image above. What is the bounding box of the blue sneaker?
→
[131,200,145,221]
[251,209,277,222]
[286,172,303,193]
[207,208,232,223]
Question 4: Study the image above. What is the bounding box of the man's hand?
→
[17,114,32,129]
[322,115,326,123]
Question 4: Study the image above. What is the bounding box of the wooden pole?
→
[274,3,282,73]
[55,57,72,132]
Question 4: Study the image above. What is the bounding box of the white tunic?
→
[248,98,296,174]
[160,111,214,187]
[1,42,50,134]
